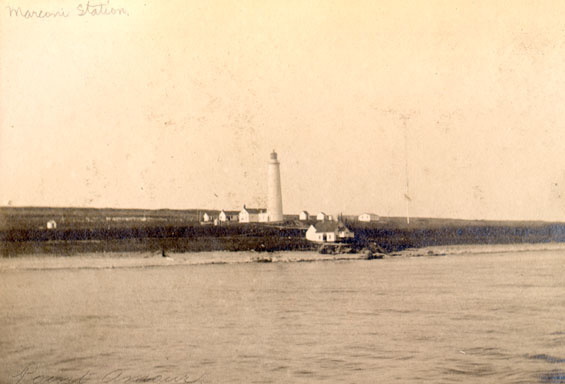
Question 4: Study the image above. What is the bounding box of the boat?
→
[253,256,273,263]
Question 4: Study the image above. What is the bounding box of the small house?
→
[219,210,239,222]
[299,211,309,221]
[239,205,267,223]
[202,212,212,222]
[305,221,354,243]
[46,220,57,229]
[316,212,328,221]
[358,213,380,222]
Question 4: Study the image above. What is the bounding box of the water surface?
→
[1,245,564,383]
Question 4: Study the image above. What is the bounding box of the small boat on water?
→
[253,256,273,263]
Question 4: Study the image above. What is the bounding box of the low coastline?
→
[3,208,565,257]
[2,242,565,272]
[3,222,565,256]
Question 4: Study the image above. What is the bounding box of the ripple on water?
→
[540,370,565,384]
[528,354,565,364]
[1,248,564,384]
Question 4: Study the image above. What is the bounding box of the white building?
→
[46,220,57,229]
[267,151,284,222]
[202,212,212,222]
[299,211,309,221]
[358,213,380,222]
[218,210,239,222]
[317,212,328,221]
[239,206,267,223]
[259,211,270,222]
[305,221,354,243]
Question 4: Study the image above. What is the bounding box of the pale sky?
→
[1,0,565,220]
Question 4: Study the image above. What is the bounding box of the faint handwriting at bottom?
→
[12,365,205,384]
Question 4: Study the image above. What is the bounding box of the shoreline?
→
[4,224,565,257]
[2,242,564,272]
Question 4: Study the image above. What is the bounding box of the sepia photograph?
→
[1,1,564,382]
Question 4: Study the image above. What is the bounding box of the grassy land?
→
[347,220,565,252]
[2,207,565,256]
[0,222,316,256]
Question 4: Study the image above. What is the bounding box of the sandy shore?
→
[1,242,565,271]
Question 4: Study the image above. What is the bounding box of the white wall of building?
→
[306,225,339,243]
[359,213,379,222]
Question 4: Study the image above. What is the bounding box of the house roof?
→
[317,212,327,216]
[241,207,266,214]
[313,221,352,233]
[220,210,239,215]
[360,213,379,216]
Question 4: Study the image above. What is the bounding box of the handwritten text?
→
[6,1,129,19]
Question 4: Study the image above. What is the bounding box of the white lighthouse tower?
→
[267,150,284,222]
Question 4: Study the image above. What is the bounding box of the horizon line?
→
[0,205,561,224]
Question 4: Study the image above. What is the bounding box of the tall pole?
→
[400,114,411,225]
[380,108,415,225]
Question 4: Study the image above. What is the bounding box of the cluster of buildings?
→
[302,213,380,243]
[300,211,380,223]
[202,209,380,225]
[197,151,384,243]
[42,152,380,247]
[201,206,271,224]
[201,151,285,225]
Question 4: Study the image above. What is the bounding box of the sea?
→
[0,243,564,383]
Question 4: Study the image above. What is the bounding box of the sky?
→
[1,0,565,220]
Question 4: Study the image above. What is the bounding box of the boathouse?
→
[305,221,354,243]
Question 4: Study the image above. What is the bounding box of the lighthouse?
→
[267,150,284,222]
